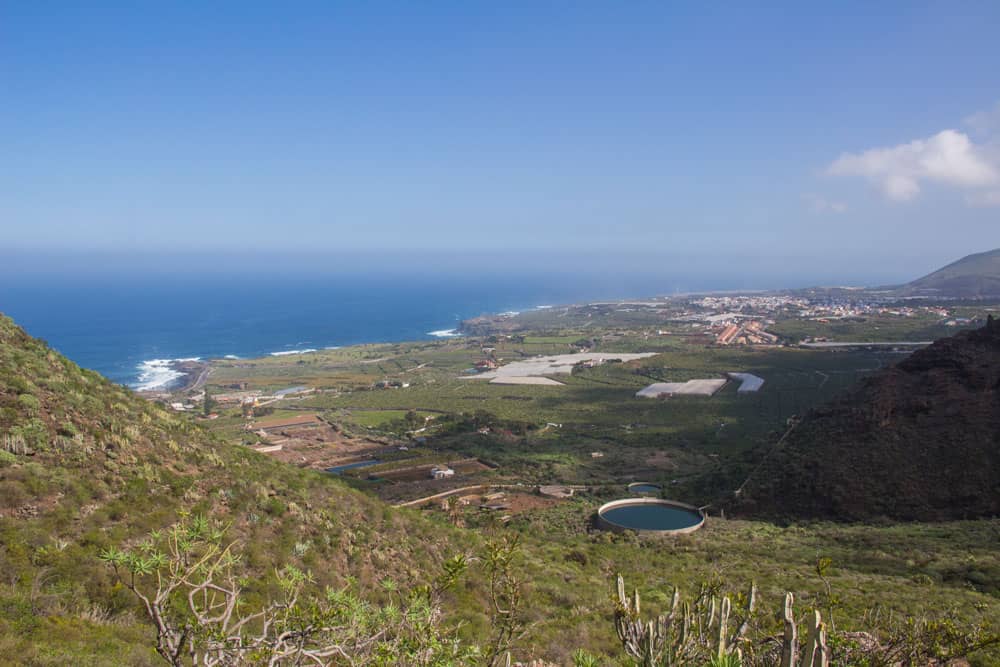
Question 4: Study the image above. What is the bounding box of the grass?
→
[343,408,435,429]
[452,493,1000,664]
[768,310,990,343]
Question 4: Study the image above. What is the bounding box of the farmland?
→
[191,319,912,510]
[168,297,996,517]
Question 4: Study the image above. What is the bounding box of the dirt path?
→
[733,418,800,498]
[394,483,531,508]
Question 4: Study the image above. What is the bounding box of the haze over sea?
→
[0,256,912,391]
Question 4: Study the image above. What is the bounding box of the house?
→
[430,466,455,479]
[716,324,741,345]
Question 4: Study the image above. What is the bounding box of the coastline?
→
[125,305,563,392]
[123,284,959,394]
[135,358,210,395]
[125,293,784,392]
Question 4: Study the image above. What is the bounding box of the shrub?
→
[16,394,41,414]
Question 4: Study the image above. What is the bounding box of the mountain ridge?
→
[896,248,1000,298]
[734,317,1000,521]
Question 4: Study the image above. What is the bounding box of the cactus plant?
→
[613,574,756,666]
[613,575,831,667]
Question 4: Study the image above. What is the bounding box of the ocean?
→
[0,272,683,390]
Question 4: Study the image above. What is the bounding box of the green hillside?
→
[901,248,1000,297]
[0,313,489,664]
[1,313,999,665]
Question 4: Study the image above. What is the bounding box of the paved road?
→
[188,365,212,391]
[799,341,932,348]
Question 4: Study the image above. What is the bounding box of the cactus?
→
[613,575,756,666]
[613,575,830,667]
[802,609,829,667]
[780,592,797,667]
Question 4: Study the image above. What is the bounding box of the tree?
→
[481,532,526,667]
[404,410,423,431]
[100,514,478,666]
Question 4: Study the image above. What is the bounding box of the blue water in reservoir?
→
[601,503,702,531]
[628,483,662,494]
[326,460,381,474]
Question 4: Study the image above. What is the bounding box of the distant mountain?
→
[898,248,1000,298]
[735,318,1000,521]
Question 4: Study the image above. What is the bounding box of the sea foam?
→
[428,329,461,338]
[269,349,318,356]
[133,358,200,391]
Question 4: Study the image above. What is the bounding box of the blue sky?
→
[3,1,1000,284]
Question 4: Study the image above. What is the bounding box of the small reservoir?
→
[597,498,704,534]
[326,459,380,475]
[627,482,662,495]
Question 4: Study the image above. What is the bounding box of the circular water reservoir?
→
[627,482,662,495]
[597,498,704,534]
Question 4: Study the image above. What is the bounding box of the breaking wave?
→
[133,358,200,391]
[428,329,461,338]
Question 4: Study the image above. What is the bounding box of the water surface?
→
[601,503,701,531]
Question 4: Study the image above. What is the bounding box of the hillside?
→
[899,248,1000,297]
[736,318,1000,521]
[0,313,488,664]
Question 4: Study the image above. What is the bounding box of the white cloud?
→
[802,193,847,214]
[827,128,999,202]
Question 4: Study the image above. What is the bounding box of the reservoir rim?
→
[596,497,705,534]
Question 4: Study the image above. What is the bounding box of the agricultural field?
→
[767,311,978,343]
[178,303,995,527]
[189,318,919,510]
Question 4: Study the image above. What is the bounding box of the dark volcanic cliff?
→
[736,318,1000,521]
